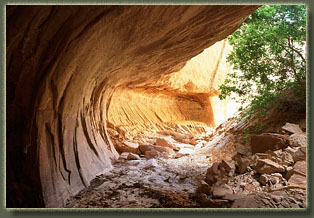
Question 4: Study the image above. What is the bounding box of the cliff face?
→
[6,5,259,207]
[107,40,232,138]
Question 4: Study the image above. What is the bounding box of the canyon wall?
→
[107,40,232,137]
[6,5,259,207]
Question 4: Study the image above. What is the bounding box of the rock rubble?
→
[196,122,307,208]
[66,121,307,208]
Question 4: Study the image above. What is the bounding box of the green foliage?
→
[244,135,251,143]
[219,5,306,121]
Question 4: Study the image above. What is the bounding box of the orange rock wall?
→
[108,40,232,133]
[108,88,215,129]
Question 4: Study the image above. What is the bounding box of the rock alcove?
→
[6,5,265,208]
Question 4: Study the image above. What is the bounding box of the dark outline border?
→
[0,0,313,217]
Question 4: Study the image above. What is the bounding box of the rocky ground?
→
[65,119,307,209]
[65,156,207,208]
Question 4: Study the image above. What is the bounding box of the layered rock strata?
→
[107,40,232,137]
[6,5,259,207]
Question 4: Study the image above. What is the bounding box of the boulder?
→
[139,144,174,158]
[155,137,178,150]
[264,150,294,169]
[293,161,306,175]
[282,123,303,134]
[197,180,211,194]
[288,133,306,147]
[251,153,271,165]
[116,141,141,154]
[285,146,306,162]
[156,152,169,159]
[138,144,154,154]
[254,158,285,174]
[211,186,233,199]
[118,152,130,160]
[205,162,220,185]
[153,145,175,155]
[144,150,159,159]
[234,155,250,174]
[220,160,236,176]
[277,151,294,167]
[205,160,235,185]
[285,161,306,180]
[250,133,288,154]
[127,153,141,160]
[288,174,306,186]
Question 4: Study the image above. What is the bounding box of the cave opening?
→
[5,5,307,209]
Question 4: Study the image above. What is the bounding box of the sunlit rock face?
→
[108,40,232,137]
[6,5,259,207]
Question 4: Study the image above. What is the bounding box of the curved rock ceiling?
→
[107,40,232,137]
[6,5,259,207]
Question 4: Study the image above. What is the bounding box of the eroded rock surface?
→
[6,5,259,207]
[107,40,233,137]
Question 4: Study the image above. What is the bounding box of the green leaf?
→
[218,5,306,122]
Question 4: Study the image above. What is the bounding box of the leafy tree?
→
[219,5,306,121]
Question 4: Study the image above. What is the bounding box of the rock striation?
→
[6,5,259,207]
[107,40,232,136]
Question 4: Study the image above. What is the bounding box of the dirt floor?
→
[65,154,210,208]
[65,151,306,209]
